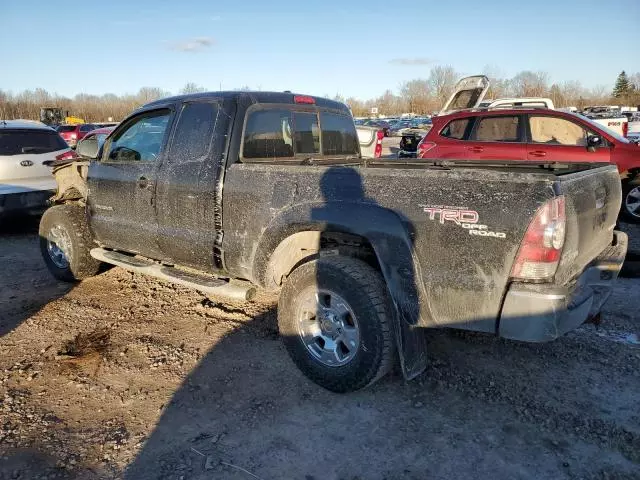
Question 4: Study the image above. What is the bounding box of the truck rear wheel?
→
[278,256,395,393]
[621,178,640,224]
[39,204,101,282]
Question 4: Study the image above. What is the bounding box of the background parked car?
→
[56,123,97,147]
[73,127,116,159]
[0,120,72,217]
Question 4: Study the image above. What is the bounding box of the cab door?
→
[87,108,173,258]
[155,100,230,272]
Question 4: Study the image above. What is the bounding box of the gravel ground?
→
[1,216,639,480]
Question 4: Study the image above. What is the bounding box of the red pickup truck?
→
[417,76,640,223]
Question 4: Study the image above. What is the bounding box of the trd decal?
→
[420,205,506,239]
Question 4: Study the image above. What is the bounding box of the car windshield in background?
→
[56,125,76,132]
[0,130,68,156]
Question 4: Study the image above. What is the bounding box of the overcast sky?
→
[2,0,638,99]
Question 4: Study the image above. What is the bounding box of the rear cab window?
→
[56,125,76,133]
[0,129,68,155]
[169,102,219,160]
[241,106,358,161]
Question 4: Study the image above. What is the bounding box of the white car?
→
[0,120,72,217]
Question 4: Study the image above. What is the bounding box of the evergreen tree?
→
[612,71,630,98]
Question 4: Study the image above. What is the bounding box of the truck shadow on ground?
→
[0,215,74,337]
[121,306,640,480]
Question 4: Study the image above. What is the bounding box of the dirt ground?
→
[1,215,639,480]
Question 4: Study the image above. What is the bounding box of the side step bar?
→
[90,248,256,301]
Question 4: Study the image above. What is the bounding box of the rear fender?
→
[254,202,428,380]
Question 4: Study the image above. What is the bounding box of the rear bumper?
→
[499,231,628,342]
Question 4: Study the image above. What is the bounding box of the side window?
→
[243,109,294,159]
[529,116,588,146]
[169,102,218,160]
[320,112,358,155]
[440,118,471,140]
[106,110,171,162]
[473,116,520,142]
[293,112,319,154]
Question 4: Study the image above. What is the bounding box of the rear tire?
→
[278,256,395,393]
[39,204,101,282]
[621,178,640,224]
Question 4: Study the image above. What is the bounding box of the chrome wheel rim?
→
[295,287,360,367]
[47,225,72,269]
[625,186,640,219]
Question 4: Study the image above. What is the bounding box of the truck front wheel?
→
[278,256,395,393]
[39,204,101,282]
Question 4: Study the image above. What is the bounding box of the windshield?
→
[570,112,631,144]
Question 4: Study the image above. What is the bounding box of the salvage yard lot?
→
[1,218,639,480]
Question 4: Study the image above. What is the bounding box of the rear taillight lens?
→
[374,130,384,158]
[55,150,78,161]
[623,122,628,137]
[510,196,566,281]
[417,140,436,158]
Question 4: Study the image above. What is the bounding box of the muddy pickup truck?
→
[39,91,627,392]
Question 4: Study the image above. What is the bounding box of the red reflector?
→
[623,121,628,137]
[55,150,78,161]
[374,129,384,158]
[294,95,315,104]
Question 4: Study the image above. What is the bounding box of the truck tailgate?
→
[555,164,621,284]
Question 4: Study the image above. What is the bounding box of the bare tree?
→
[511,71,550,97]
[180,83,206,94]
[428,66,457,104]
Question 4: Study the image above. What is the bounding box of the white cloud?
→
[168,37,215,53]
[389,57,435,66]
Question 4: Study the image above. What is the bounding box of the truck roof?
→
[142,91,350,113]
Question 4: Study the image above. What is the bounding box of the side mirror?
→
[76,138,100,159]
[587,135,602,147]
[587,135,602,152]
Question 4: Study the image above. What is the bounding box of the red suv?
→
[418,76,640,222]
[56,124,97,148]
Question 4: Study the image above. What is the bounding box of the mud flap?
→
[393,314,428,380]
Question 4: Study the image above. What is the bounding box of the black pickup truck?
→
[40,91,627,392]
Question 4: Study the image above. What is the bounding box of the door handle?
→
[468,146,484,153]
[136,176,152,189]
[529,150,547,157]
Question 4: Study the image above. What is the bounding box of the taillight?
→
[294,95,315,104]
[417,140,436,158]
[510,196,566,281]
[55,150,78,161]
[70,133,77,139]
[623,121,628,137]
[374,129,384,158]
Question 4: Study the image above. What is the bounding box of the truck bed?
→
[222,162,621,334]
